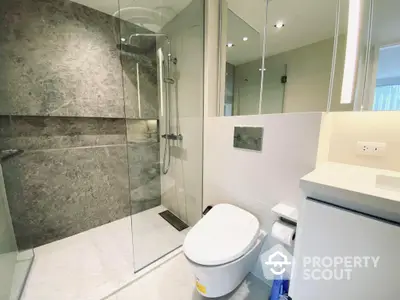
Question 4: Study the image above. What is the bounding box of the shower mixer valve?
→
[161,133,183,141]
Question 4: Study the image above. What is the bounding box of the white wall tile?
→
[203,113,323,231]
[203,113,322,282]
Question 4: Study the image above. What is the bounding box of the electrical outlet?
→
[356,141,387,156]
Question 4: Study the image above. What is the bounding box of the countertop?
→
[300,162,400,224]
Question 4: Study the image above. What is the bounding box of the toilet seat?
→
[183,204,260,266]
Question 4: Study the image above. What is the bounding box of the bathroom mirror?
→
[220,3,265,116]
[360,0,400,111]
[220,0,346,116]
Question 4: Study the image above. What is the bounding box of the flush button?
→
[233,126,263,151]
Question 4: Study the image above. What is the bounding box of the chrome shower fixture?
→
[129,33,178,65]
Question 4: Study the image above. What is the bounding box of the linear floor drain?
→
[159,210,189,231]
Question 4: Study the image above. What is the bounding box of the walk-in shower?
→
[116,0,204,271]
[117,32,181,175]
[0,0,204,298]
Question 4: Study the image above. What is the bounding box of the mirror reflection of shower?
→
[118,31,180,174]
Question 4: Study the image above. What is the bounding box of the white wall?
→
[160,0,204,226]
[203,112,323,283]
[203,113,323,228]
[234,58,284,115]
[277,37,333,112]
[202,111,400,284]
[318,111,400,172]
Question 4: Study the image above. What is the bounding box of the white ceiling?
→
[71,0,191,32]
[229,0,348,57]
[227,0,266,36]
[69,0,400,81]
[71,0,347,64]
[226,10,262,65]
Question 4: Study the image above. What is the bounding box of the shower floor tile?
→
[131,205,189,271]
[21,205,187,300]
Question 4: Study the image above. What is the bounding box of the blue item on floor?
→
[269,279,290,300]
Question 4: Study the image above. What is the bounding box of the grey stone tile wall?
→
[0,116,127,150]
[0,0,159,119]
[122,56,159,119]
[2,146,130,248]
[0,117,160,248]
[0,0,161,248]
[128,140,161,214]
[126,119,158,143]
[126,119,160,215]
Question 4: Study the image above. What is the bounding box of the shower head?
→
[117,43,150,55]
[118,32,168,56]
[128,33,169,45]
[130,33,168,37]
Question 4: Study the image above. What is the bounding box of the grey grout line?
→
[17,139,160,154]
[23,143,127,153]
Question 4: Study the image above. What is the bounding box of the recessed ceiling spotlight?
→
[242,37,248,41]
[121,37,126,42]
[274,21,285,29]
[227,42,235,48]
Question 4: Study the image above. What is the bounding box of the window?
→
[373,85,400,111]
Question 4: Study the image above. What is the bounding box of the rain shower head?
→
[117,33,167,56]
[130,33,168,38]
[128,33,169,46]
[117,43,150,55]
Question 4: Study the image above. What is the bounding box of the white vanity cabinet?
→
[289,163,400,300]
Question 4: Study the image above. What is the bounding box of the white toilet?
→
[183,204,265,298]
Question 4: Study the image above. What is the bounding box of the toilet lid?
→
[183,204,260,266]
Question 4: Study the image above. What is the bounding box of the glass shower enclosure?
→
[119,0,205,271]
[0,160,34,300]
[0,0,204,298]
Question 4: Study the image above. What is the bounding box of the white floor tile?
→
[10,256,33,300]
[131,206,188,270]
[23,232,113,300]
[112,254,271,300]
[21,205,187,300]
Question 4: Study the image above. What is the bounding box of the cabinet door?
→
[289,199,400,300]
